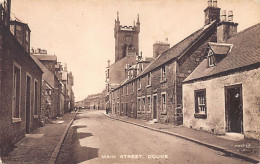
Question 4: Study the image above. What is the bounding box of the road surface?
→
[57,110,250,164]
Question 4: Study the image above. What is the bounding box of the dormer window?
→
[207,42,233,68]
[207,49,215,67]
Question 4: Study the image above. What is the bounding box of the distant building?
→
[84,93,103,110]
[0,0,42,153]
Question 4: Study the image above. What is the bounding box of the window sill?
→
[131,93,133,95]
[146,85,151,88]
[194,113,207,119]
[161,111,167,115]
[33,115,39,119]
[138,88,141,91]
[146,111,151,114]
[160,79,167,84]
[12,118,21,123]
[131,111,133,114]
[137,111,142,114]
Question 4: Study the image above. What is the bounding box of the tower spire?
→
[137,14,140,24]
[117,11,120,22]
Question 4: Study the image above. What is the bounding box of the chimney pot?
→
[221,10,226,22]
[208,0,212,7]
[213,0,217,7]
[228,10,233,22]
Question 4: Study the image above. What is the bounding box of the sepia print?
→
[0,0,259,163]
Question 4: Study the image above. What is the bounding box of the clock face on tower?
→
[124,35,133,45]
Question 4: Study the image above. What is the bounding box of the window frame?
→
[194,89,207,118]
[142,96,146,112]
[137,97,141,113]
[208,49,215,67]
[138,78,141,90]
[147,72,151,87]
[161,92,166,112]
[12,62,22,122]
[147,95,151,112]
[160,66,166,82]
[33,79,39,118]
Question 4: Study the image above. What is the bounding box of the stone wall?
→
[0,28,42,153]
[183,67,260,140]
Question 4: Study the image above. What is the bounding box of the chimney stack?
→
[228,10,233,22]
[213,0,217,7]
[153,40,170,59]
[217,10,238,43]
[204,0,220,25]
[208,0,212,7]
[221,10,226,22]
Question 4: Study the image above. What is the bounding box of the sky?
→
[11,0,260,101]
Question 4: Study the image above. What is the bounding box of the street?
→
[57,110,250,164]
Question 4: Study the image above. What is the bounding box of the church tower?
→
[114,12,140,63]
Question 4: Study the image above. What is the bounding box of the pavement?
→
[104,112,260,163]
[1,111,78,164]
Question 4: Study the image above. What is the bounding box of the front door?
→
[26,75,31,133]
[126,103,128,116]
[225,84,243,133]
[153,95,157,119]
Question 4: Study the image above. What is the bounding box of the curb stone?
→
[103,113,259,163]
[48,112,78,164]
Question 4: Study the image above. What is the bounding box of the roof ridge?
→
[137,21,217,78]
[227,23,260,41]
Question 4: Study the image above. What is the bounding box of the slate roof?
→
[31,55,55,88]
[137,21,217,78]
[184,23,260,83]
[34,54,57,61]
[209,42,233,55]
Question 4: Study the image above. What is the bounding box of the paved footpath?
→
[1,112,77,164]
[105,112,260,163]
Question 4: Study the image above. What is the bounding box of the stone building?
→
[31,54,61,123]
[32,51,62,117]
[0,0,42,153]
[182,23,260,140]
[109,0,249,127]
[127,0,224,124]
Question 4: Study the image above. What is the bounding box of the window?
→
[25,30,29,42]
[15,25,23,45]
[12,63,21,121]
[142,97,146,111]
[147,72,151,86]
[137,98,141,112]
[161,66,166,81]
[126,85,128,95]
[194,89,207,118]
[131,101,134,113]
[208,49,215,67]
[121,103,124,113]
[132,82,134,93]
[138,78,141,90]
[161,93,166,111]
[122,86,124,95]
[147,96,151,111]
[34,80,38,116]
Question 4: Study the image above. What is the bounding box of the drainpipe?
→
[174,61,178,123]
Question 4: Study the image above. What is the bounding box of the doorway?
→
[153,95,157,119]
[225,84,243,133]
[26,75,31,133]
